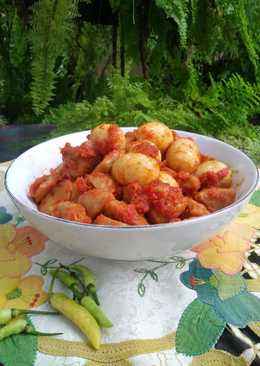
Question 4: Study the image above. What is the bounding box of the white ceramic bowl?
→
[5,129,259,260]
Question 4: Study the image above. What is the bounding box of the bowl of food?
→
[5,122,258,260]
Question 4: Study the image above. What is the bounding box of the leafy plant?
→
[155,0,189,49]
[0,0,258,152]
[30,0,77,115]
[45,72,260,163]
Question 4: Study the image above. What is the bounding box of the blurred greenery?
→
[0,0,259,162]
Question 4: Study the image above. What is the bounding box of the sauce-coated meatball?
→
[158,171,179,187]
[166,138,200,173]
[112,153,160,186]
[90,123,126,155]
[136,121,173,152]
[195,160,232,188]
[127,140,161,161]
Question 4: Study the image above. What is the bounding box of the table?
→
[0,161,260,366]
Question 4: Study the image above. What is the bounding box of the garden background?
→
[0,0,259,163]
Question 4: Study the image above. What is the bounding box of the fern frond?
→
[30,0,77,115]
[155,0,189,48]
[9,11,28,67]
[220,74,260,111]
[236,0,259,79]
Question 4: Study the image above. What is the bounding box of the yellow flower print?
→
[0,277,20,293]
[235,203,260,229]
[0,224,16,244]
[0,275,48,309]
[0,223,48,278]
[8,226,47,257]
[192,222,256,275]
[0,219,48,309]
[0,252,31,278]
[0,224,16,261]
[0,224,31,277]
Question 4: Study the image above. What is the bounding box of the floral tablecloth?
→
[0,161,260,366]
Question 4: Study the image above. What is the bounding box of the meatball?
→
[147,209,181,224]
[39,179,73,215]
[136,121,173,152]
[89,123,126,155]
[93,150,123,174]
[144,181,187,222]
[78,189,114,218]
[29,120,239,227]
[74,176,93,195]
[182,197,209,218]
[166,138,200,173]
[158,171,179,187]
[195,187,236,212]
[61,141,100,178]
[87,172,117,193]
[160,162,177,178]
[125,130,137,149]
[94,214,127,226]
[103,199,148,225]
[53,201,91,223]
[195,160,232,188]
[127,140,161,161]
[112,153,160,186]
[123,183,150,214]
[29,164,64,203]
[176,171,201,195]
[30,174,58,204]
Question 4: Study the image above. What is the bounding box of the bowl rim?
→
[4,128,259,231]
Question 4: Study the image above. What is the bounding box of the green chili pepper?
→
[50,293,101,350]
[50,270,82,298]
[0,315,63,341]
[50,268,111,328]
[69,265,96,287]
[0,317,27,340]
[0,309,58,326]
[80,296,113,328]
[69,264,100,305]
[0,309,12,325]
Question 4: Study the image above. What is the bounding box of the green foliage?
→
[0,5,32,122]
[214,0,259,80]
[9,11,28,68]
[236,0,259,79]
[155,0,189,48]
[30,0,77,115]
[45,72,260,163]
[71,22,111,101]
[219,132,260,164]
[0,0,259,159]
[45,97,115,133]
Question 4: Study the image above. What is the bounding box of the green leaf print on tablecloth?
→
[176,299,226,356]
